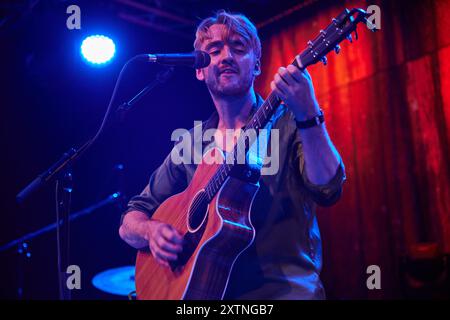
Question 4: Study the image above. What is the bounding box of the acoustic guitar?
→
[135,8,375,300]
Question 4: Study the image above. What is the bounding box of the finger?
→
[271,80,285,97]
[154,256,170,268]
[153,243,178,261]
[157,250,178,262]
[161,226,183,244]
[286,65,304,83]
[279,64,302,86]
[274,74,289,93]
[149,239,156,255]
[274,73,289,92]
[149,241,168,267]
[271,80,286,100]
[154,237,180,257]
[159,238,183,254]
[278,67,296,86]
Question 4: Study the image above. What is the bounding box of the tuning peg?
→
[334,45,341,54]
[320,56,327,66]
[346,34,353,43]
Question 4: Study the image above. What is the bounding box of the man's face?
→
[196,24,260,97]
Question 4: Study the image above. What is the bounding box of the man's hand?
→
[145,220,184,268]
[270,60,320,121]
[269,59,342,186]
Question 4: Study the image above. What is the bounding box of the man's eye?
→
[210,50,220,55]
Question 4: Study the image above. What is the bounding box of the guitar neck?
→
[201,52,308,203]
[201,7,374,202]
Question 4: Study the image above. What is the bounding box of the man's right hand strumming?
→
[119,211,183,267]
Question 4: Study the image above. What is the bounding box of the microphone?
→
[143,50,211,68]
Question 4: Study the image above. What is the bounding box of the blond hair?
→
[193,10,261,60]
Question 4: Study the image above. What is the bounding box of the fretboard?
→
[202,56,306,202]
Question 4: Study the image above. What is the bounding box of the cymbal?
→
[92,266,135,296]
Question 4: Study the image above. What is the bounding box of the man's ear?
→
[254,59,261,76]
[196,68,205,81]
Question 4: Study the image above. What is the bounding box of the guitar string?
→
[166,7,350,230]
[171,92,283,231]
[172,93,281,231]
[170,52,307,231]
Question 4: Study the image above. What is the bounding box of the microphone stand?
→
[1,192,122,252]
[1,192,122,299]
[117,67,174,112]
[15,57,175,299]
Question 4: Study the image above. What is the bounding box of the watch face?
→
[315,117,321,125]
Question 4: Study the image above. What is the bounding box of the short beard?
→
[207,74,254,98]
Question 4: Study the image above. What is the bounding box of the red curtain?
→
[255,0,450,298]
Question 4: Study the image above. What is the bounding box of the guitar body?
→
[135,148,259,300]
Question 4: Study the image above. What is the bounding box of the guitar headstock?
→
[294,8,377,69]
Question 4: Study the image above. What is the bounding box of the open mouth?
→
[219,69,238,75]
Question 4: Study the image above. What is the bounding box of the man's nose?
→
[220,46,234,62]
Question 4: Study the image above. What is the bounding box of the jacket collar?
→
[202,93,265,133]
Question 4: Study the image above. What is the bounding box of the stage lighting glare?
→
[81,35,115,65]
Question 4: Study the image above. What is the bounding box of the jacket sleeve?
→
[289,113,346,207]
[120,149,187,225]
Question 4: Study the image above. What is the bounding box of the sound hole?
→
[188,191,209,232]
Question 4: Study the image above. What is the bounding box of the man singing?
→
[119,10,345,299]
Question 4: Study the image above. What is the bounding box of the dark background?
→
[1,0,449,300]
[0,0,316,300]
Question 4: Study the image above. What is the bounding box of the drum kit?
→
[91,265,136,298]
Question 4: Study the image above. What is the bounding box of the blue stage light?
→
[81,35,116,65]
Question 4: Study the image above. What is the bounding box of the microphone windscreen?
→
[193,51,211,68]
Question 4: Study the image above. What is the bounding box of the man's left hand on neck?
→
[270,64,321,121]
[271,63,341,185]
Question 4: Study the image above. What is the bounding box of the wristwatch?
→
[295,109,324,129]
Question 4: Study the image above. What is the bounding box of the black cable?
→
[76,55,145,160]
[53,54,144,300]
